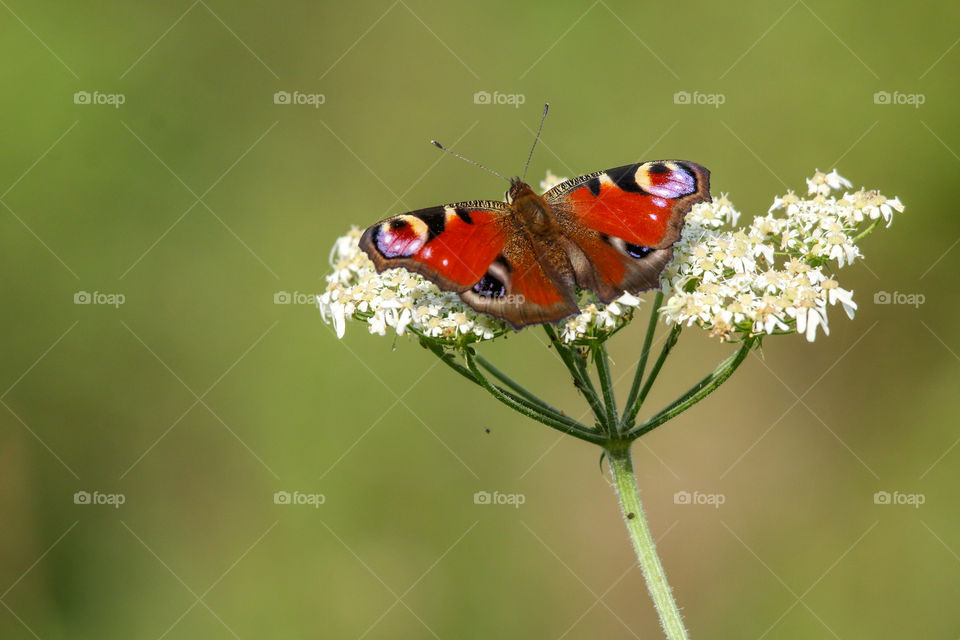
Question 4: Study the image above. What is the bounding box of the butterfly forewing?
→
[359,202,509,292]
[546,161,710,248]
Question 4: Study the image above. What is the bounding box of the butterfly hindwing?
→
[547,161,710,301]
[460,229,578,328]
[557,230,677,303]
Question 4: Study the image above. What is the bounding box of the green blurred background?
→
[1,1,958,638]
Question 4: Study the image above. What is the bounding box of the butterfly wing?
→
[545,161,710,302]
[360,202,508,291]
[359,203,577,328]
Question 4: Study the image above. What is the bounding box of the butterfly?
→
[359,110,710,329]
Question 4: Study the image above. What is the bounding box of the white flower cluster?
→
[660,170,904,341]
[317,169,903,346]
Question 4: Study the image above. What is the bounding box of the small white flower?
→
[540,171,568,192]
[331,301,346,339]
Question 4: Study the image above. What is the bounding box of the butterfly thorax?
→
[508,179,556,236]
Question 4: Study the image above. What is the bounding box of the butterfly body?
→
[360,161,710,328]
[510,180,556,234]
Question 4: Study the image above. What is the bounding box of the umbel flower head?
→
[318,169,904,344]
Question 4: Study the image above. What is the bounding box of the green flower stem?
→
[852,219,880,242]
[593,342,618,432]
[606,442,689,640]
[637,324,682,405]
[622,323,682,430]
[476,354,561,416]
[426,344,566,426]
[418,337,476,383]
[543,326,607,425]
[572,348,601,403]
[621,291,663,430]
[463,349,606,445]
[629,337,756,439]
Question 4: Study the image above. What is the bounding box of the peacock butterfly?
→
[359,107,711,328]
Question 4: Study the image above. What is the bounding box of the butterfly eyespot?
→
[472,272,507,298]
[373,216,429,258]
[638,162,696,198]
[603,234,656,260]
[625,243,652,259]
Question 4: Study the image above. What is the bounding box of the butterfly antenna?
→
[430,140,509,183]
[521,103,549,182]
